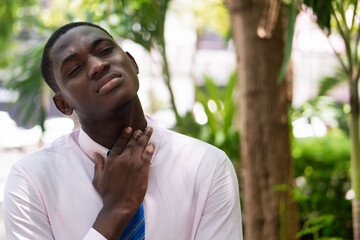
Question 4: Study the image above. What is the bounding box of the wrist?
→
[93,207,133,239]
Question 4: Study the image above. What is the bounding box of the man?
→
[4,22,243,240]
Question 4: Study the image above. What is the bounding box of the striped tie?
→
[120,203,145,240]
[107,151,146,240]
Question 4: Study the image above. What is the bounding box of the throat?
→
[78,97,147,149]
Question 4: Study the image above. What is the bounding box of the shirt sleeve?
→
[4,165,54,240]
[4,165,106,240]
[195,153,243,240]
[83,228,107,240]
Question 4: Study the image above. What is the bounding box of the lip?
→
[95,73,124,94]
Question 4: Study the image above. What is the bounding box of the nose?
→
[88,56,110,80]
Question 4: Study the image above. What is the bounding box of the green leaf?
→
[196,86,217,132]
[318,77,346,96]
[203,75,221,105]
[278,0,298,82]
[303,0,333,31]
[223,71,237,131]
[297,214,335,238]
[315,67,347,96]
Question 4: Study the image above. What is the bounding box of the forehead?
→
[51,26,113,65]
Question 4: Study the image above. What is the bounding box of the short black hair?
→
[40,22,113,93]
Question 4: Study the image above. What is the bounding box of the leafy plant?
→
[296,214,340,240]
[175,71,240,161]
[4,44,49,131]
[291,96,350,136]
[281,1,360,235]
[317,68,348,97]
[0,0,39,67]
[292,129,352,239]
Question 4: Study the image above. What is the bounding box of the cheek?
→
[63,80,95,108]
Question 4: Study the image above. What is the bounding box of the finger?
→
[141,143,155,164]
[110,127,132,156]
[93,152,105,187]
[144,126,153,138]
[133,127,153,157]
[123,129,143,154]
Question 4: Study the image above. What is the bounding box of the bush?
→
[292,129,352,239]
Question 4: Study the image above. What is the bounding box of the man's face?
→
[51,25,139,120]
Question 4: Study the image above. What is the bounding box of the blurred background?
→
[0,0,358,239]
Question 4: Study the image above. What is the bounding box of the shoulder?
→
[154,127,229,172]
[10,130,82,176]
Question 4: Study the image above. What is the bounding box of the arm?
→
[195,153,243,240]
[91,126,154,239]
[4,166,55,240]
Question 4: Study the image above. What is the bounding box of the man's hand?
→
[92,126,155,239]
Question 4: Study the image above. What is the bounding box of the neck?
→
[79,96,147,149]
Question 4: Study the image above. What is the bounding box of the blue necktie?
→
[107,151,146,240]
[120,204,145,240]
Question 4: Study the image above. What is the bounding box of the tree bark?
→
[225,0,298,239]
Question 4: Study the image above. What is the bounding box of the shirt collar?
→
[78,115,162,164]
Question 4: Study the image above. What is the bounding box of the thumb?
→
[93,152,105,188]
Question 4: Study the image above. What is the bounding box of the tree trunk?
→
[225,0,298,239]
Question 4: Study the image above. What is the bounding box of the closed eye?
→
[68,65,81,77]
[99,47,114,56]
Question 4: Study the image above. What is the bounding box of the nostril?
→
[92,72,98,78]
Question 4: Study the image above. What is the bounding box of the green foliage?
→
[278,0,298,82]
[291,96,350,136]
[4,44,49,131]
[1,0,57,131]
[301,0,360,74]
[314,68,349,135]
[302,0,333,31]
[113,0,170,51]
[0,0,15,53]
[0,0,36,47]
[292,130,353,239]
[0,0,38,67]
[174,72,240,161]
[317,68,347,97]
[84,0,170,52]
[192,0,231,40]
[297,214,339,240]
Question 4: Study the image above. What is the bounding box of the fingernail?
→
[144,126,153,136]
[133,130,142,140]
[123,127,132,137]
[146,143,155,154]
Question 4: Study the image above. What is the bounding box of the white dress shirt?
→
[4,116,243,239]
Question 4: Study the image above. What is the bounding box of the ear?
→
[53,93,73,116]
[125,52,139,74]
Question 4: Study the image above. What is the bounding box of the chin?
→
[112,94,138,111]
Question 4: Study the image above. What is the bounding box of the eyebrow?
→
[60,53,77,71]
[91,37,112,49]
[60,38,113,71]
